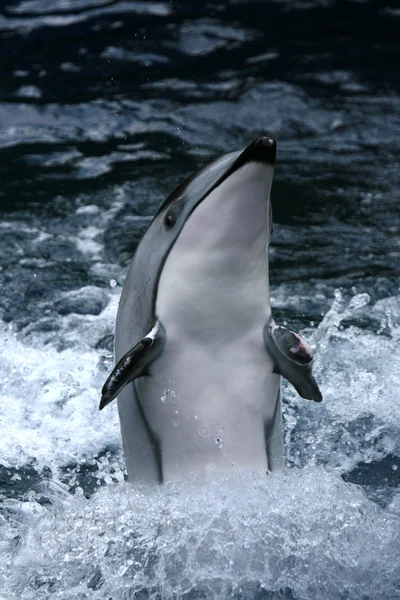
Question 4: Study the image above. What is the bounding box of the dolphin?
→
[100,136,322,483]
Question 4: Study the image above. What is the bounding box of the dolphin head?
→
[119,136,277,337]
[154,135,276,250]
[153,136,277,337]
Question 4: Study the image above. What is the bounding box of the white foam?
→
[75,225,103,258]
[75,204,101,216]
[0,319,120,472]
[2,469,399,599]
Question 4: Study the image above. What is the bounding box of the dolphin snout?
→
[232,135,277,173]
[254,136,277,165]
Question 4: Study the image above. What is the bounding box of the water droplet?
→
[347,293,370,312]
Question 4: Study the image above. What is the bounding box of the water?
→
[0,0,399,598]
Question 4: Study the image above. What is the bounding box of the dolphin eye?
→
[165,213,175,229]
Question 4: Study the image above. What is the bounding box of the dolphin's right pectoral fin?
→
[263,319,322,403]
[99,321,164,410]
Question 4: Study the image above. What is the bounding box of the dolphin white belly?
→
[136,326,281,479]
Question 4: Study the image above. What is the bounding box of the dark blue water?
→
[0,1,399,598]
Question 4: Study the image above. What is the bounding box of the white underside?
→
[136,329,280,480]
[136,162,282,479]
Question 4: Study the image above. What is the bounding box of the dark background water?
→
[0,1,400,599]
[1,0,399,331]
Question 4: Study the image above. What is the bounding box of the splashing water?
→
[1,471,400,600]
[0,292,399,599]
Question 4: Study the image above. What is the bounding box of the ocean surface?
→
[0,0,399,598]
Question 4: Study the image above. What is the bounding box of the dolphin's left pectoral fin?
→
[264,319,322,403]
[99,322,164,410]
